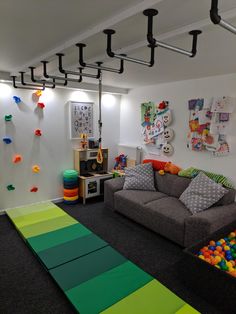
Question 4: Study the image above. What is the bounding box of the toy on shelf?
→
[3,137,12,144]
[114,153,127,170]
[12,154,23,164]
[37,102,45,109]
[34,129,42,136]
[196,230,236,278]
[80,133,88,149]
[30,186,38,192]
[13,96,21,104]
[5,115,12,122]
[7,184,15,191]
[32,165,40,173]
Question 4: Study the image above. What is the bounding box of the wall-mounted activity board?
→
[69,101,93,139]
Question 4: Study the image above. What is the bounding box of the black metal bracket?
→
[210,0,236,34]
[11,75,45,90]
[143,8,202,58]
[29,66,68,87]
[41,61,83,83]
[103,29,156,67]
[56,53,101,79]
[76,43,126,73]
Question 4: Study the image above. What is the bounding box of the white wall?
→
[0,83,120,210]
[120,73,236,186]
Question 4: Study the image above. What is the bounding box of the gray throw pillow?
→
[123,163,155,191]
[179,172,228,214]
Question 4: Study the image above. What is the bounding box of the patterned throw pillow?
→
[123,163,156,191]
[179,172,228,214]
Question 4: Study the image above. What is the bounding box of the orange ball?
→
[205,258,211,264]
[230,271,236,277]
[216,246,223,252]
[214,250,220,256]
[209,240,216,246]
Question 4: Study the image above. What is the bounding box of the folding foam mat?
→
[6,202,199,314]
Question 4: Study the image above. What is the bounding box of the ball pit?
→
[197,230,236,277]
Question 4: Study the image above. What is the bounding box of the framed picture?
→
[69,101,93,139]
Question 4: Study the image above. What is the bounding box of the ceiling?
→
[1,0,236,91]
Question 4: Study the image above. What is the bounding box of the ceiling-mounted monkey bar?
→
[29,66,68,87]
[11,75,45,91]
[210,0,236,34]
[144,9,202,58]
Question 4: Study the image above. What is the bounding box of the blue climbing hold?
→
[13,96,21,104]
[3,137,12,144]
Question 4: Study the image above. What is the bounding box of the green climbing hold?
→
[5,115,12,121]
[7,184,15,191]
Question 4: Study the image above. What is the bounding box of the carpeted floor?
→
[0,199,223,314]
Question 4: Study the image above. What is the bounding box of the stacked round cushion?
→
[63,170,79,204]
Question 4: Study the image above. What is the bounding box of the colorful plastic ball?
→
[229,232,236,238]
[216,241,222,246]
[199,255,205,260]
[209,240,216,246]
[215,256,221,263]
[224,246,230,251]
[216,246,223,252]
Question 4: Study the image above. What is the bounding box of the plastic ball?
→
[224,246,230,251]
[216,246,223,252]
[229,232,236,238]
[209,246,215,251]
[209,240,216,246]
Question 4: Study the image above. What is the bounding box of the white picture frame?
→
[69,101,93,139]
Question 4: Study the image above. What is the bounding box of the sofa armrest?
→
[184,203,236,247]
[104,177,125,210]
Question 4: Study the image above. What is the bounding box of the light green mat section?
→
[28,223,91,252]
[10,207,66,228]
[19,215,77,238]
[101,279,195,314]
[6,201,58,219]
[175,304,200,314]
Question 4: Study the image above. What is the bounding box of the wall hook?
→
[103,29,156,67]
[76,43,126,73]
[56,53,101,79]
[41,61,83,83]
[143,9,202,58]
[210,0,236,34]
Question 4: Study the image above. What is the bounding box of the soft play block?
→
[18,215,77,239]
[175,304,200,314]
[6,201,57,219]
[65,261,153,314]
[37,233,108,269]
[101,279,199,314]
[50,246,127,291]
[27,223,91,252]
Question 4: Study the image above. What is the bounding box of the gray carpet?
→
[0,199,223,314]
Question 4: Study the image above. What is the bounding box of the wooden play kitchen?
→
[74,148,113,204]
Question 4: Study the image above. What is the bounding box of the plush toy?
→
[114,154,127,170]
[164,162,182,175]
[142,159,167,171]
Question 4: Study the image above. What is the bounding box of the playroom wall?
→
[120,73,236,186]
[0,83,121,210]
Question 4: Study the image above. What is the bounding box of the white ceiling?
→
[1,0,236,90]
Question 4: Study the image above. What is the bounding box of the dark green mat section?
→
[27,223,92,253]
[65,261,153,314]
[37,233,108,269]
[50,246,127,291]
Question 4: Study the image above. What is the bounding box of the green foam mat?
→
[37,233,108,269]
[50,246,127,291]
[27,223,91,252]
[101,279,199,314]
[65,261,153,314]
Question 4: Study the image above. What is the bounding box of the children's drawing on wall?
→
[187,97,235,157]
[141,101,174,156]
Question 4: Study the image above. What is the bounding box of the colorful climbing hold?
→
[3,137,12,144]
[34,129,42,137]
[34,90,42,97]
[37,102,45,109]
[30,186,38,192]
[32,165,40,173]
[12,154,23,163]
[13,96,21,104]
[7,184,15,191]
[5,115,12,122]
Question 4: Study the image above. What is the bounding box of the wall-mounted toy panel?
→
[187,97,235,157]
[141,101,174,156]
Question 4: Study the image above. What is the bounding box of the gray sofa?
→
[104,172,236,247]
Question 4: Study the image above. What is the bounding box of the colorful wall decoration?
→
[141,101,174,156]
[187,97,235,157]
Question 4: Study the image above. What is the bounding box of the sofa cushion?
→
[179,172,228,214]
[215,188,236,206]
[123,163,155,191]
[155,172,191,198]
[144,197,191,246]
